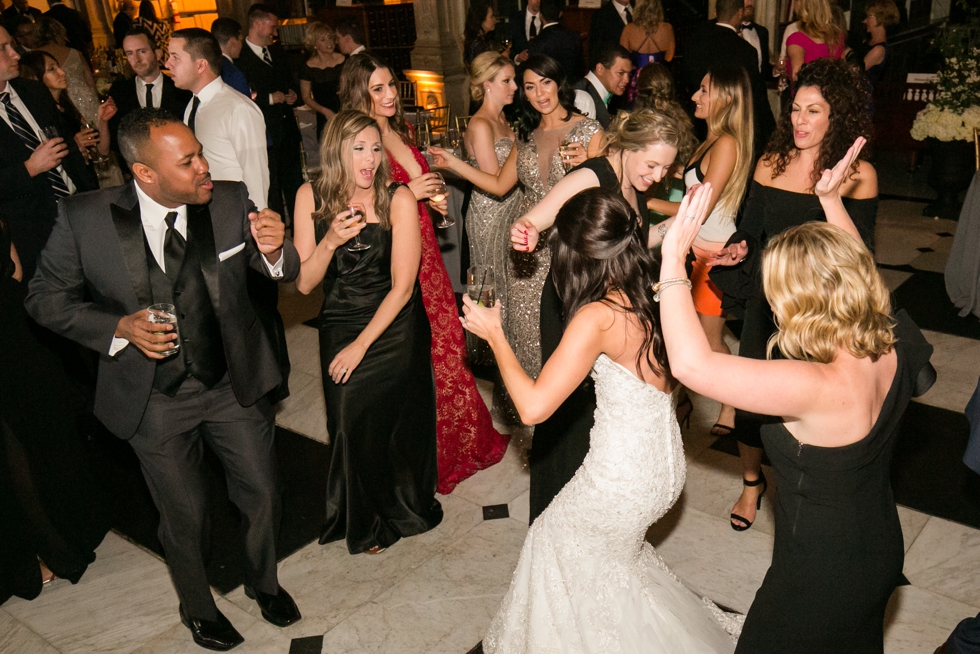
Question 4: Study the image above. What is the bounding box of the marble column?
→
[412,0,469,117]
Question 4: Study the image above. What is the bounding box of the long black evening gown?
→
[530,157,647,523]
[736,312,933,653]
[711,182,879,448]
[0,219,110,604]
[315,185,443,554]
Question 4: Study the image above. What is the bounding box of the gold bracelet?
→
[652,277,692,302]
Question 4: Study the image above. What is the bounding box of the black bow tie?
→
[741,22,755,31]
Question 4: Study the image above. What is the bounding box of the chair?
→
[455,115,471,134]
[425,105,451,134]
[398,81,418,109]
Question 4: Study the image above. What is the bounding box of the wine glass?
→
[40,126,60,142]
[346,204,371,252]
[82,121,109,165]
[430,173,455,229]
[558,138,576,172]
[415,117,431,152]
[448,126,462,156]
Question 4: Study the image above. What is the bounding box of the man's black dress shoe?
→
[179,604,244,651]
[244,585,302,627]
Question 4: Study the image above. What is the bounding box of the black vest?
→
[574,77,611,129]
[145,231,227,396]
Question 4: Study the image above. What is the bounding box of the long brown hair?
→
[313,110,393,230]
[339,52,411,143]
[549,188,670,378]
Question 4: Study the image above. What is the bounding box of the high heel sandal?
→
[675,397,693,431]
[730,472,767,532]
[365,546,387,555]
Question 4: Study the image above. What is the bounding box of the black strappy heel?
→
[731,472,767,532]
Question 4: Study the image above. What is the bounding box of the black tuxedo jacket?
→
[681,22,775,154]
[508,8,538,55]
[44,3,92,53]
[0,78,96,279]
[589,1,630,59]
[25,181,301,439]
[235,43,300,147]
[741,21,772,80]
[2,5,42,23]
[528,24,585,81]
[573,76,611,128]
[107,74,192,153]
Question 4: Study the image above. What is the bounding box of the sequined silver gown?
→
[507,118,602,380]
[465,137,523,366]
[483,355,742,653]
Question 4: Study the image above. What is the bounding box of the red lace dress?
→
[387,144,509,494]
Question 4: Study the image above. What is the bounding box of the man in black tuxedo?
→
[112,0,137,47]
[740,0,772,79]
[2,0,41,26]
[589,0,632,60]
[108,26,192,157]
[680,0,775,157]
[508,0,541,64]
[235,3,302,223]
[573,43,631,128]
[25,109,302,651]
[0,26,95,280]
[526,0,585,81]
[44,0,91,56]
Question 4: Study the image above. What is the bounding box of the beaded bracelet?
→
[652,277,692,302]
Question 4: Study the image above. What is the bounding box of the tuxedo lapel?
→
[110,184,153,309]
[187,204,220,314]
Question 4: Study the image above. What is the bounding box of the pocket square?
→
[218,242,246,262]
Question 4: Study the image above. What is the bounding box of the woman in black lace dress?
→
[0,216,110,603]
[292,110,442,555]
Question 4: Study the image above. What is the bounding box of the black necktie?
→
[144,82,154,109]
[0,91,71,197]
[529,15,537,38]
[163,211,185,281]
[625,7,633,23]
[187,96,200,134]
[261,47,273,66]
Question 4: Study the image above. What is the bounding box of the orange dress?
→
[387,144,509,494]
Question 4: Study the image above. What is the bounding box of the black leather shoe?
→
[244,585,302,627]
[179,604,244,651]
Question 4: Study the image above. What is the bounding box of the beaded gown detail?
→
[507,118,602,381]
[63,49,100,126]
[465,137,523,365]
[387,145,508,494]
[484,355,741,652]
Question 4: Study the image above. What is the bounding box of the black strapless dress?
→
[530,157,646,523]
[315,187,443,553]
[736,312,933,653]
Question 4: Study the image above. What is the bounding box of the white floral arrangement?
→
[911,103,980,141]
[911,13,979,143]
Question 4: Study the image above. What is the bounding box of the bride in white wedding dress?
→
[461,185,740,653]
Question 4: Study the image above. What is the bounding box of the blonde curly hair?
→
[763,222,895,364]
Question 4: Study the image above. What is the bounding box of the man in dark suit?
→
[740,0,772,79]
[210,17,250,97]
[573,42,631,128]
[107,26,192,157]
[44,0,91,56]
[526,0,585,81]
[2,0,41,26]
[589,0,632,60]
[235,3,302,223]
[112,0,137,47]
[680,0,775,157]
[508,0,541,64]
[25,109,302,651]
[0,26,95,280]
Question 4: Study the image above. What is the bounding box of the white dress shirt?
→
[0,82,76,194]
[109,181,284,355]
[136,71,164,109]
[184,77,270,210]
[741,23,763,71]
[573,71,610,120]
[524,9,541,41]
[350,44,365,55]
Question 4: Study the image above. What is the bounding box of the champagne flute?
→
[82,121,108,165]
[346,203,371,252]
[40,126,60,142]
[430,173,455,229]
[558,138,576,172]
[448,126,462,156]
[415,118,431,152]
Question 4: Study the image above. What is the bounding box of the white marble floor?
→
[4,200,979,653]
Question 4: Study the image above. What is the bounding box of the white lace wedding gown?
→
[484,354,741,653]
